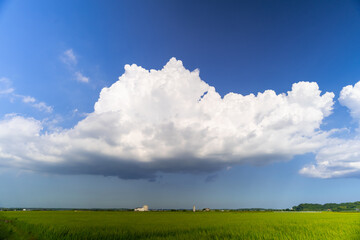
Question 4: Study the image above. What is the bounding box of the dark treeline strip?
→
[293,201,360,211]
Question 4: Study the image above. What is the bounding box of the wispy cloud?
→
[0,78,53,113]
[16,94,53,113]
[61,49,90,83]
[75,71,89,83]
[60,49,77,66]
[32,101,53,113]
[22,96,36,103]
[0,77,15,95]
[0,88,14,95]
[20,95,52,112]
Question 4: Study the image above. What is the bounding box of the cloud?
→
[61,49,90,83]
[32,102,53,113]
[0,77,14,95]
[20,95,52,112]
[300,81,360,178]
[339,81,360,120]
[75,71,89,83]
[300,138,360,178]
[0,58,335,179]
[0,78,52,113]
[15,94,52,113]
[0,88,14,94]
[61,49,77,66]
[22,96,36,103]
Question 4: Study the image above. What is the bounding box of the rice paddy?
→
[1,211,360,239]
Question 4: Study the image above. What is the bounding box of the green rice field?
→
[1,211,360,239]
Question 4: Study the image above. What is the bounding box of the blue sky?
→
[1,0,360,209]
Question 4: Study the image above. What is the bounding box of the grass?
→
[1,211,360,239]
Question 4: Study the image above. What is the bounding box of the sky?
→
[1,0,360,209]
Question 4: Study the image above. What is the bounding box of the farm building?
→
[134,205,149,211]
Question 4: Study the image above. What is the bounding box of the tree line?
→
[292,201,360,211]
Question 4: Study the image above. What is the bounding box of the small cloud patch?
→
[61,49,90,83]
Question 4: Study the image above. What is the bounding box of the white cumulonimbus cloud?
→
[0,58,335,179]
[300,81,360,178]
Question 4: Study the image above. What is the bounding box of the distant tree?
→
[292,201,360,212]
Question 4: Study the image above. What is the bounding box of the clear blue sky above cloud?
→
[1,0,360,209]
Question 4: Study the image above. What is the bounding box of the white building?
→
[134,205,149,211]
